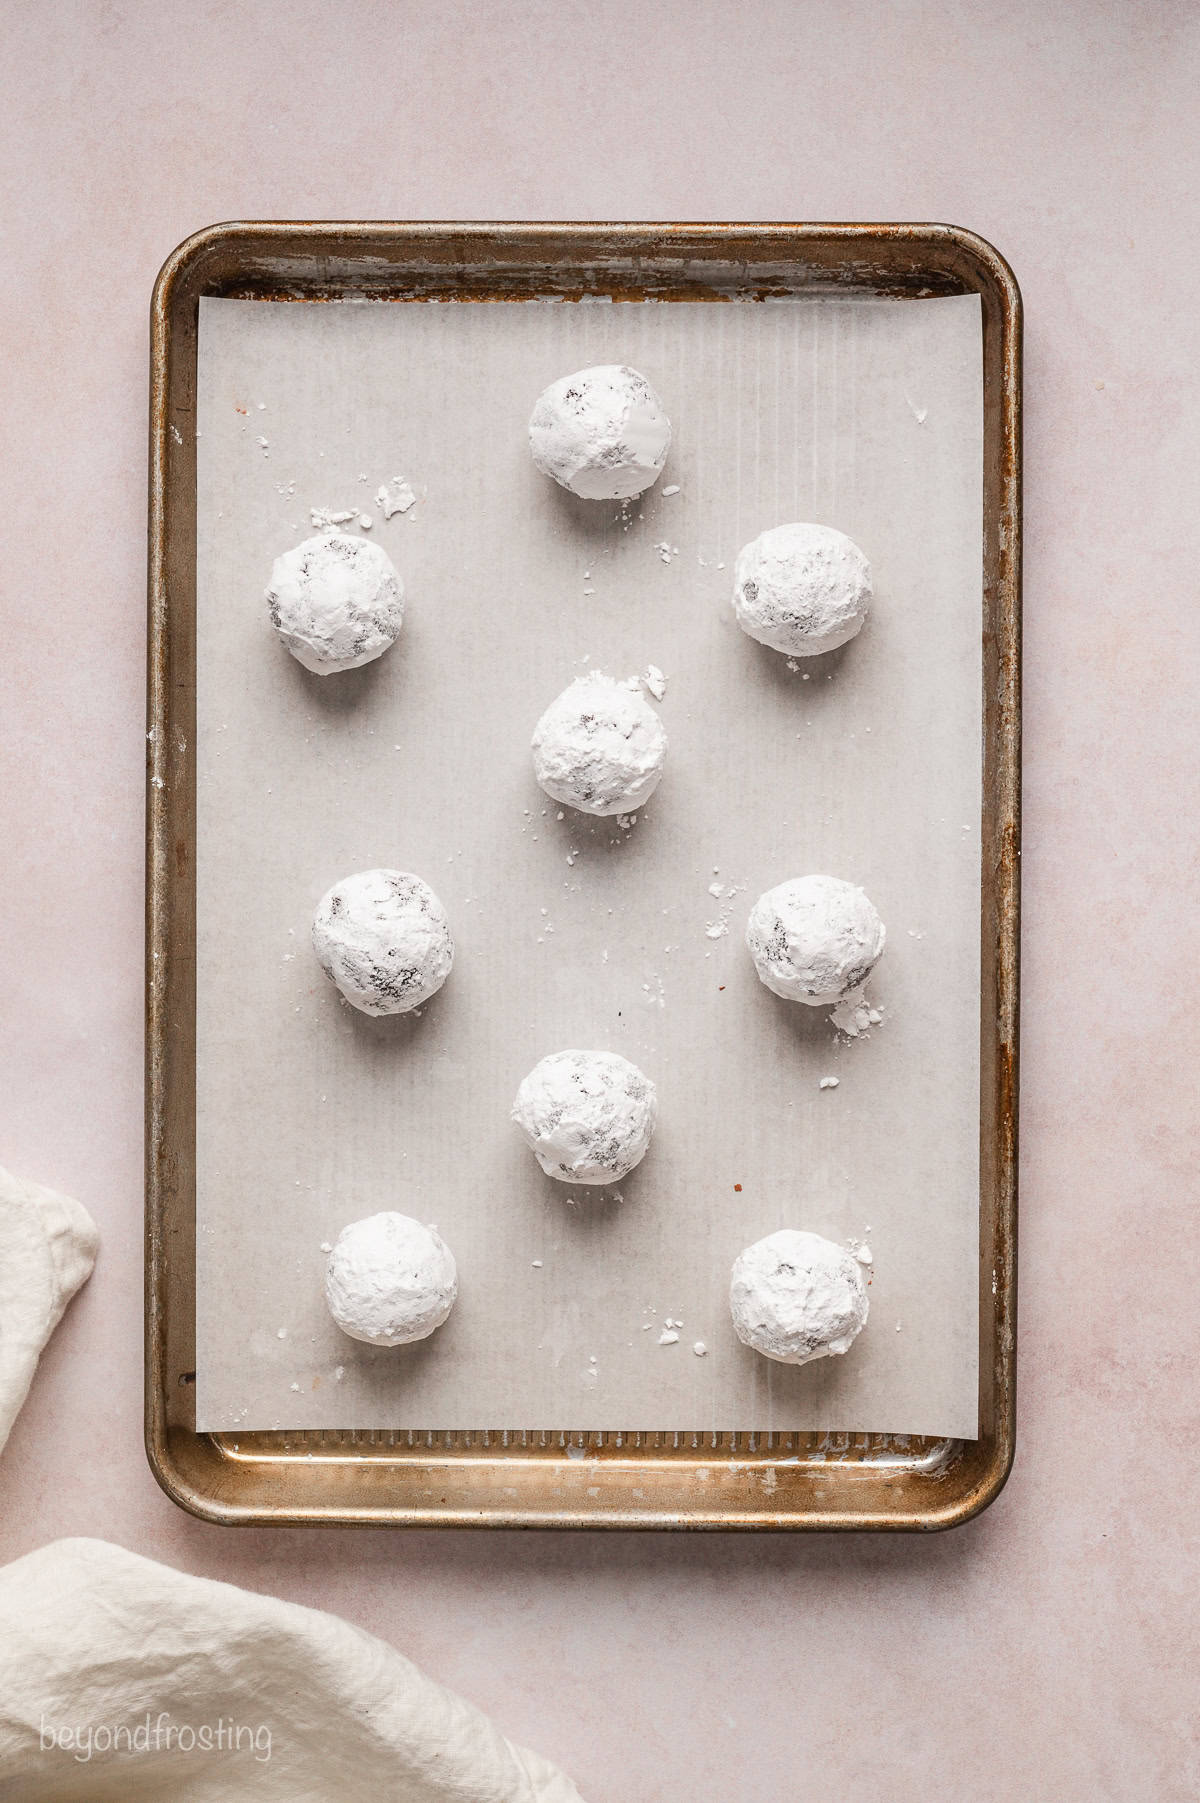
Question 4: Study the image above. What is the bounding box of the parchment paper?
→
[195,291,982,1437]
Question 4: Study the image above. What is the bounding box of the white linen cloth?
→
[0,1538,585,1802]
[0,1166,98,1455]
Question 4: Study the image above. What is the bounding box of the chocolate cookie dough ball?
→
[730,1230,869,1365]
[325,1212,457,1346]
[529,364,672,501]
[312,869,453,1016]
[532,673,667,816]
[512,1050,658,1185]
[746,874,885,1006]
[266,531,405,673]
[733,523,870,657]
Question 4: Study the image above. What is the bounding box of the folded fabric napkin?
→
[0,1166,98,1456]
[0,1538,585,1801]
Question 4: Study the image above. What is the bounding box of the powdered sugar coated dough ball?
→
[529,364,672,500]
[732,522,870,657]
[730,1230,868,1366]
[325,1212,457,1346]
[266,531,405,673]
[532,673,667,816]
[512,1050,658,1185]
[746,874,885,1005]
[312,869,453,1016]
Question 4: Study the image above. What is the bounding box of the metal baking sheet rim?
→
[146,221,1020,1531]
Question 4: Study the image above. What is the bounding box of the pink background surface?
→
[1,3,1196,1797]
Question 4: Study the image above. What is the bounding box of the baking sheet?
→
[194,290,982,1438]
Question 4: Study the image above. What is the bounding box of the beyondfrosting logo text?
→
[40,1712,272,1764]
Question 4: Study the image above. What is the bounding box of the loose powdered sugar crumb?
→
[704,875,745,943]
[376,477,417,518]
[831,988,886,1039]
